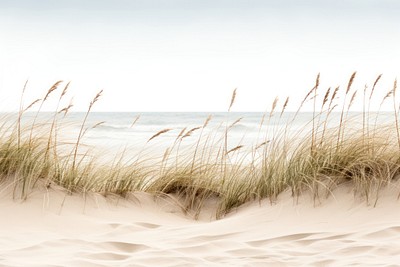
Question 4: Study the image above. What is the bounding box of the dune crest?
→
[1,181,400,266]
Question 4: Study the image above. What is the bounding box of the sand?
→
[1,181,400,267]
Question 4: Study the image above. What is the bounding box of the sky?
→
[0,0,399,112]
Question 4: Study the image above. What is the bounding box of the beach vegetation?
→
[1,73,400,219]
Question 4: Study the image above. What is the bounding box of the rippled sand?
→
[1,181,400,266]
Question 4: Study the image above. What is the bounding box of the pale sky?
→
[0,0,399,112]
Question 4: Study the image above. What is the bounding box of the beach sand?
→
[1,180,400,267]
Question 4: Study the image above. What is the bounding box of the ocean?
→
[11,111,395,164]
[67,111,313,152]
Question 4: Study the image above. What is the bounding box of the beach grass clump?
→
[267,73,400,207]
[285,125,399,204]
[1,73,400,218]
[0,134,50,198]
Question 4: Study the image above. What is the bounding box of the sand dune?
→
[1,181,400,266]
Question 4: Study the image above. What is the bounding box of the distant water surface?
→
[7,111,395,162]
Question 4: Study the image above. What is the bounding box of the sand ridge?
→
[1,182,400,266]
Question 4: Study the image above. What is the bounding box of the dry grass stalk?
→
[182,127,201,139]
[90,90,103,107]
[203,115,212,128]
[61,82,70,98]
[346,72,357,94]
[17,80,29,148]
[46,82,71,161]
[270,97,278,117]
[28,81,64,148]
[228,88,237,111]
[161,147,171,164]
[292,73,320,125]
[330,86,339,104]
[176,127,187,141]
[92,121,106,129]
[311,73,320,154]
[370,74,382,100]
[363,85,367,140]
[348,90,358,110]
[228,117,243,130]
[58,103,73,116]
[148,128,172,142]
[255,141,269,150]
[381,89,394,107]
[322,87,331,108]
[23,99,41,112]
[226,145,243,155]
[392,79,400,149]
[189,115,213,174]
[341,89,358,141]
[320,86,339,144]
[367,74,382,140]
[130,115,141,128]
[280,97,289,118]
[72,90,103,170]
[315,87,331,146]
[337,72,357,148]
[44,80,63,102]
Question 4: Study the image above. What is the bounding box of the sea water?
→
[11,111,395,163]
[69,112,312,153]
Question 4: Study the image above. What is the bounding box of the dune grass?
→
[2,73,400,218]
